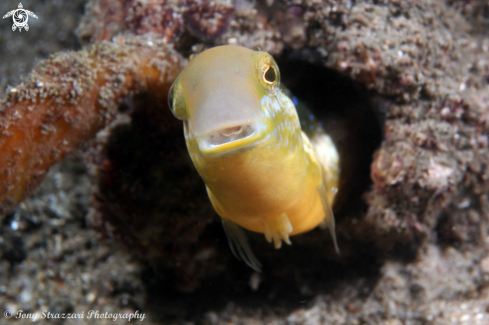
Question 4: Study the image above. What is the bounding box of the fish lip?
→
[197,121,267,156]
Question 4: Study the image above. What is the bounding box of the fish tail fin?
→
[318,184,340,254]
[263,213,293,249]
[222,218,262,272]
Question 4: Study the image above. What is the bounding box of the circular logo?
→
[13,9,28,28]
[4,310,13,319]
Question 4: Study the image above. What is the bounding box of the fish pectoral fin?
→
[263,213,293,249]
[318,184,340,254]
[221,218,262,272]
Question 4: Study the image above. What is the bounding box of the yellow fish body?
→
[169,45,339,271]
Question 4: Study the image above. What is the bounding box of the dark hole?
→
[97,48,385,322]
[0,213,27,264]
[277,50,384,220]
[434,211,471,247]
[173,30,201,57]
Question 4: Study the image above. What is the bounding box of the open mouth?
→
[196,121,266,155]
[206,124,256,147]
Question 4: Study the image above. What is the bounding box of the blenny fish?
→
[168,45,339,271]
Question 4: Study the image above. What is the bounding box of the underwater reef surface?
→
[0,0,488,324]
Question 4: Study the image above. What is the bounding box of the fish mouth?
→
[197,122,266,155]
[208,124,255,145]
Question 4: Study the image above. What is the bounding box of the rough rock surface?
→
[0,0,488,324]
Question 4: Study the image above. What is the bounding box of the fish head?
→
[168,45,280,155]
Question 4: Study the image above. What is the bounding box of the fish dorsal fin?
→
[222,218,262,272]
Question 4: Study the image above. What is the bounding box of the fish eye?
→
[166,80,188,120]
[168,82,175,112]
[263,66,276,84]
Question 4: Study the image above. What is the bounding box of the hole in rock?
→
[94,49,385,322]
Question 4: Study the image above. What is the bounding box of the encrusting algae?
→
[169,45,340,271]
